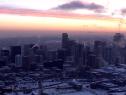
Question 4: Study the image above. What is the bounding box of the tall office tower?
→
[94,40,106,57]
[93,41,108,67]
[62,33,69,49]
[10,46,21,63]
[83,46,91,67]
[113,33,125,47]
[104,46,113,64]
[47,50,57,61]
[86,51,104,69]
[122,46,126,64]
[113,33,125,42]
[23,44,34,56]
[62,33,76,56]
[0,48,10,57]
[0,59,6,67]
[68,40,77,55]
[33,55,43,64]
[39,45,48,61]
[22,56,31,70]
[15,55,22,67]
[86,51,97,68]
[32,43,40,55]
[73,43,84,67]
[0,48,10,65]
[57,49,66,60]
[113,33,125,64]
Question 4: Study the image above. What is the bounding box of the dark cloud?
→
[121,9,126,15]
[54,1,104,12]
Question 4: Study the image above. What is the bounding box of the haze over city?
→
[0,0,126,37]
[1,1,126,95]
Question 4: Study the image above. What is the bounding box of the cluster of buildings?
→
[61,33,126,69]
[0,33,126,95]
[0,33,126,71]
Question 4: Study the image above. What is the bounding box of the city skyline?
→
[0,0,126,37]
[0,32,126,95]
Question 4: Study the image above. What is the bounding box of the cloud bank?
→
[54,1,104,12]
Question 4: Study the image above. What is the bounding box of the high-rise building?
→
[15,55,22,67]
[94,41,106,57]
[73,43,84,66]
[104,46,113,64]
[62,33,69,50]
[22,56,31,70]
[23,44,34,56]
[62,33,77,56]
[86,51,97,68]
[47,50,57,61]
[0,59,6,67]
[32,43,40,55]
[0,48,10,65]
[113,33,125,42]
[113,33,125,47]
[57,49,66,60]
[10,46,21,63]
[0,48,10,57]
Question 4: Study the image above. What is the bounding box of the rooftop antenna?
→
[118,15,126,33]
[107,0,126,33]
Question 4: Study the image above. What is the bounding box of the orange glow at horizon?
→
[0,14,126,33]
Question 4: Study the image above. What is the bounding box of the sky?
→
[0,0,126,37]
